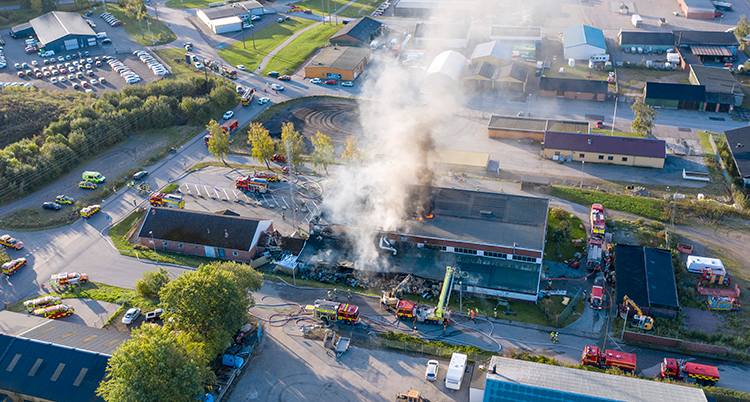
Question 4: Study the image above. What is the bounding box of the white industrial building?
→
[197,0,263,34]
[562,25,607,60]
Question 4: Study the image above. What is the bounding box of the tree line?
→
[0,77,238,204]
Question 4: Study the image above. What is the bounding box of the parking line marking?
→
[223,188,230,200]
[194,184,201,196]
[282,197,289,208]
[214,188,221,199]
[262,195,269,204]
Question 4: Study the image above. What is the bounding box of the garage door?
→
[64,39,79,50]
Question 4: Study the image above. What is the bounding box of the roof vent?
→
[480,210,493,217]
[587,139,592,145]
[737,143,744,148]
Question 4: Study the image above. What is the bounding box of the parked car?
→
[267,71,280,77]
[278,75,291,81]
[325,79,337,85]
[122,307,141,324]
[133,170,148,180]
[42,202,61,211]
[342,81,353,87]
[425,360,439,381]
[310,78,322,84]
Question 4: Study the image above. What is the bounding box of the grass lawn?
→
[164,0,213,9]
[293,0,351,15]
[546,63,609,81]
[544,208,586,262]
[0,3,88,29]
[697,131,729,188]
[154,48,200,77]
[262,23,341,75]
[218,18,316,73]
[590,128,645,138]
[338,0,381,18]
[105,4,176,47]
[550,185,669,221]
[0,206,80,231]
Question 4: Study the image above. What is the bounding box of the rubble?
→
[300,266,443,298]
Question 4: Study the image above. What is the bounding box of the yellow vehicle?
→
[32,304,74,319]
[24,296,62,312]
[80,204,101,218]
[623,295,654,331]
[82,171,105,183]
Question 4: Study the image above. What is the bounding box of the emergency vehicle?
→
[581,346,636,371]
[50,272,89,287]
[396,300,451,325]
[706,296,741,311]
[590,204,605,236]
[55,195,74,204]
[2,258,27,275]
[311,300,360,325]
[241,88,255,106]
[32,304,74,319]
[149,192,185,208]
[221,119,239,135]
[660,358,719,386]
[254,171,278,182]
[235,176,268,193]
[220,67,237,79]
[590,283,604,310]
[0,234,24,250]
[204,134,212,146]
[80,204,101,218]
[24,296,62,312]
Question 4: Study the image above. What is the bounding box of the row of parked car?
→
[105,56,141,84]
[99,12,122,27]
[0,46,6,69]
[0,82,35,89]
[133,50,168,76]
[371,1,390,16]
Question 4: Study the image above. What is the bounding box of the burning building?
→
[299,186,549,302]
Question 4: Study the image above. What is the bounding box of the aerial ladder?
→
[623,295,654,331]
[380,274,414,310]
[391,267,462,325]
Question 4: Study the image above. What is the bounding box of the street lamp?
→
[149,230,158,262]
[459,281,463,314]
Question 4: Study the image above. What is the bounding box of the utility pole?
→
[286,136,297,232]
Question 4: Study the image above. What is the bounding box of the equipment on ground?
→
[335,337,350,357]
[235,176,268,193]
[149,192,185,208]
[700,268,730,287]
[590,204,605,237]
[24,296,61,312]
[311,300,360,325]
[32,304,74,319]
[581,346,636,371]
[137,182,151,195]
[706,296,741,311]
[677,242,693,254]
[380,274,414,309]
[623,295,654,330]
[395,390,430,402]
[445,352,467,390]
[660,358,719,386]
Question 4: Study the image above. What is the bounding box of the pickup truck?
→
[145,308,164,322]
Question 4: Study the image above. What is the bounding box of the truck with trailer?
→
[445,352,467,390]
[590,204,605,237]
[581,346,636,371]
[660,358,719,386]
[235,176,268,193]
[310,300,360,325]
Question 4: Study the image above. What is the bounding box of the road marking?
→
[204,185,212,198]
[262,195,269,204]
[223,188,230,200]
[281,197,289,208]
[213,188,221,199]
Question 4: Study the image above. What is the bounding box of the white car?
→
[223,110,234,119]
[425,360,439,381]
[243,23,253,29]
[270,83,284,91]
[122,307,141,324]
[50,77,58,84]
[194,62,203,70]
[342,81,353,87]
[237,64,246,71]
[310,78,322,84]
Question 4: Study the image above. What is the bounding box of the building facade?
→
[30,11,97,52]
[644,82,706,110]
[542,131,666,168]
[538,77,608,101]
[304,46,372,81]
[562,25,607,60]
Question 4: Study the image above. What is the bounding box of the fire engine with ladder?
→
[660,358,719,386]
[310,300,360,325]
[149,192,185,208]
[387,266,463,326]
[235,176,268,193]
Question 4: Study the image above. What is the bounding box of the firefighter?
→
[347,289,352,299]
[327,290,332,300]
[550,331,555,341]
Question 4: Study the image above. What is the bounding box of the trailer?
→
[581,346,636,371]
[687,256,726,276]
[661,358,719,386]
[445,352,467,390]
[335,337,350,357]
[706,296,740,311]
[697,283,740,298]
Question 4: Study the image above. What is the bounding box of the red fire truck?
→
[312,300,360,325]
[149,192,185,208]
[204,134,212,146]
[661,358,719,386]
[581,346,636,371]
[221,119,239,135]
[32,304,75,319]
[241,88,255,106]
[590,284,604,310]
[395,300,450,325]
[24,296,62,312]
[235,176,268,193]
[590,204,605,237]
[254,171,278,182]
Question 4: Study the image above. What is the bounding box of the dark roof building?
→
[29,11,97,53]
[723,126,750,186]
[675,30,739,61]
[9,22,33,38]
[644,82,706,110]
[542,131,666,168]
[614,245,680,318]
[538,77,609,101]
[462,61,527,91]
[689,65,743,109]
[677,0,717,20]
[486,115,589,141]
[330,17,382,45]
[137,207,272,262]
[618,30,675,50]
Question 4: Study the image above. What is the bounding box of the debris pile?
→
[301,267,443,298]
[630,187,650,197]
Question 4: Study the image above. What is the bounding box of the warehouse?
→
[723,126,750,187]
[614,245,679,319]
[618,30,675,52]
[489,26,542,59]
[304,46,372,81]
[675,30,739,63]
[423,50,467,88]
[393,0,478,18]
[562,25,607,60]
[197,0,264,34]
[689,65,743,112]
[677,0,717,19]
[9,22,34,39]
[413,22,470,49]
[538,77,609,101]
[462,62,527,92]
[542,131,666,168]
[644,82,706,110]
[330,17,382,46]
[486,115,589,141]
[28,11,96,52]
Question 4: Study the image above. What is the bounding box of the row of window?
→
[485,251,507,259]
[454,247,478,255]
[149,240,238,256]
[554,151,628,162]
[512,255,536,263]
[420,242,534,262]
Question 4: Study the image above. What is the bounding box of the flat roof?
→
[690,65,742,95]
[675,30,739,46]
[614,245,679,309]
[619,31,675,46]
[200,0,261,19]
[546,119,589,134]
[30,11,95,45]
[435,149,489,169]
[543,131,666,159]
[490,26,542,39]
[485,356,708,402]
[724,126,750,178]
[308,46,371,71]
[644,82,706,102]
[539,77,609,94]
[488,115,548,132]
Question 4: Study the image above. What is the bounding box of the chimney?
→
[492,364,497,374]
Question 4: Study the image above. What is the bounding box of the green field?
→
[262,23,341,75]
[217,18,316,74]
[550,185,669,221]
[337,0,381,18]
[164,0,213,9]
[590,128,645,138]
[104,4,176,47]
[154,48,202,77]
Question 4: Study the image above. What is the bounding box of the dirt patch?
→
[683,307,726,334]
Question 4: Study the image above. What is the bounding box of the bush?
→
[552,206,568,220]
[135,267,171,298]
[649,221,664,231]
[636,217,644,225]
[552,220,572,243]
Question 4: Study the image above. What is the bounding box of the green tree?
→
[247,122,275,169]
[159,264,248,358]
[204,261,263,304]
[96,325,204,402]
[123,0,147,39]
[551,206,568,220]
[735,15,750,41]
[206,119,229,164]
[135,267,171,298]
[143,96,173,128]
[75,0,89,10]
[209,85,239,111]
[631,99,658,137]
[552,220,572,244]
[310,132,335,174]
[340,135,362,163]
[179,97,212,125]
[277,122,306,170]
[67,130,90,157]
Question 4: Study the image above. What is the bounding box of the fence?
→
[555,288,583,327]
[354,335,493,363]
[92,312,110,328]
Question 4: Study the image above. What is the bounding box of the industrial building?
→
[542,131,666,168]
[723,126,750,187]
[618,30,676,52]
[300,187,550,302]
[489,26,542,58]
[137,207,273,262]
[644,82,706,110]
[393,0,478,18]
[330,17,382,46]
[562,25,607,60]
[486,115,589,141]
[423,50,467,88]
[413,22,470,48]
[197,0,264,34]
[538,77,609,101]
[26,11,97,52]
[469,41,512,66]
[472,355,708,402]
[462,62,528,92]
[689,65,743,112]
[614,245,680,319]
[304,46,372,81]
[675,30,739,62]
[677,0,718,19]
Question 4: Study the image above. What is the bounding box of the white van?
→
[589,54,610,63]
[370,40,380,50]
[445,353,467,390]
[686,256,726,276]
[631,14,643,28]
[96,32,107,39]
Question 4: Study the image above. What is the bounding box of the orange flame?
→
[426,214,434,219]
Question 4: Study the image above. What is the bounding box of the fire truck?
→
[254,171,278,182]
[0,234,24,250]
[581,346,636,371]
[149,192,185,208]
[590,204,605,237]
[24,296,62,312]
[311,300,360,325]
[700,267,731,287]
[241,88,255,106]
[235,176,268,193]
[660,358,719,386]
[220,67,237,79]
[80,204,101,218]
[386,267,458,326]
[204,134,212,146]
[50,272,89,287]
[590,285,604,310]
[706,296,741,311]
[2,258,27,275]
[32,304,74,319]
[221,119,239,135]
[586,237,603,271]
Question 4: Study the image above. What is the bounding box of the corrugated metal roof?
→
[425,50,466,80]
[563,25,606,50]
[543,131,666,159]
[331,17,381,42]
[546,120,589,134]
[30,11,95,46]
[690,45,732,56]
[308,46,372,71]
[486,356,708,402]
[470,41,512,63]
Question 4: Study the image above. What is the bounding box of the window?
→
[218,248,225,258]
[178,244,183,249]
[579,153,585,158]
[233,251,238,256]
[598,155,604,160]
[513,255,536,263]
[607,156,613,161]
[622,157,628,162]
[163,243,168,247]
[454,247,477,255]
[425,244,447,251]
[554,151,560,156]
[485,251,507,259]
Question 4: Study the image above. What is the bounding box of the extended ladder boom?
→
[435,266,455,318]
